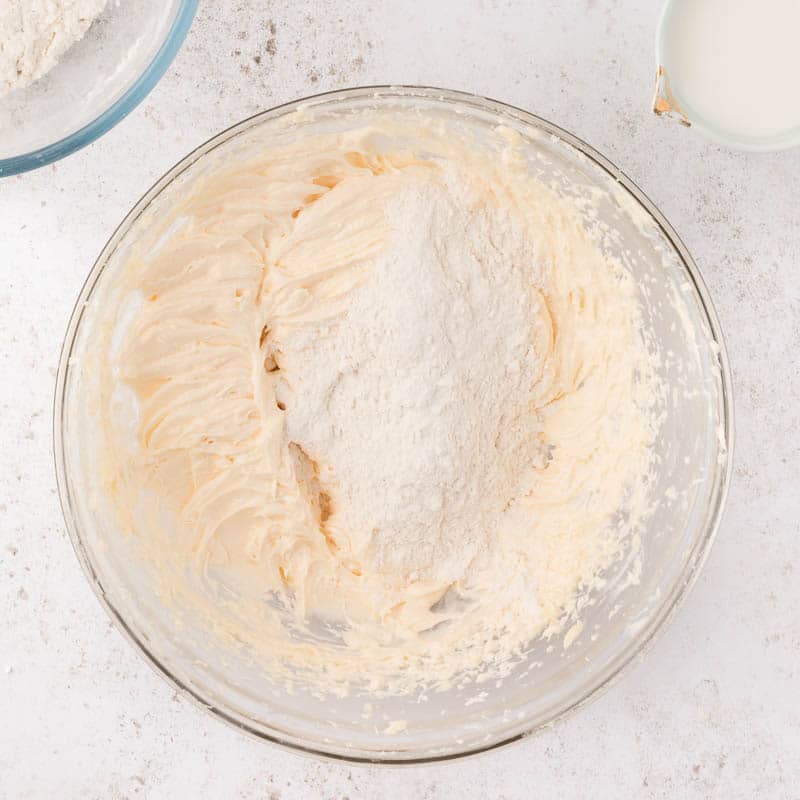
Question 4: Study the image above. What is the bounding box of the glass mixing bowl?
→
[55,86,733,763]
[0,0,197,177]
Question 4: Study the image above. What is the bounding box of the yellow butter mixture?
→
[89,113,659,692]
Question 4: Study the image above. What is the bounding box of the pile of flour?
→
[0,0,108,97]
[277,172,551,584]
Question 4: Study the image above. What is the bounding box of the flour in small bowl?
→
[0,0,108,97]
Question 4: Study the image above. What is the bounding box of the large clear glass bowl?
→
[54,86,733,763]
[0,0,197,176]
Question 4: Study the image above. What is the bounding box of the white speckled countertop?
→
[1,1,798,798]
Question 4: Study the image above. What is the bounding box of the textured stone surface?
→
[1,1,799,797]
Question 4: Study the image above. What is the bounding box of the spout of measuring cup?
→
[652,66,691,127]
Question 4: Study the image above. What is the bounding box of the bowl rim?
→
[53,84,735,765]
[0,0,198,177]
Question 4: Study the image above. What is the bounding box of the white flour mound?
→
[0,0,108,97]
[278,173,551,583]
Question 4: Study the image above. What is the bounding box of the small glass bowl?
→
[0,0,197,176]
[55,86,733,763]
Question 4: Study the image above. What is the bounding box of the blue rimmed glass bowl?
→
[0,0,197,177]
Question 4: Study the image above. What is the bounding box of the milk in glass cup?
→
[653,0,800,151]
